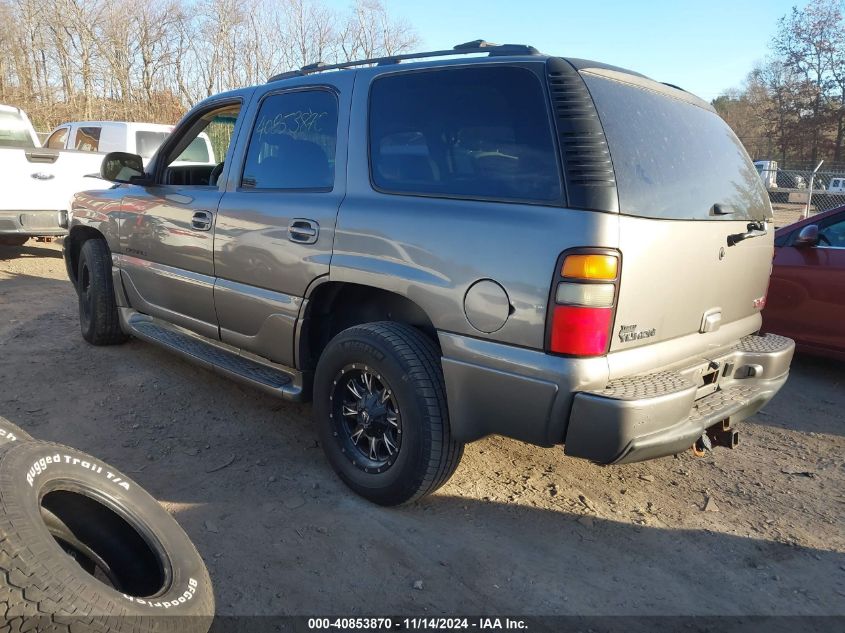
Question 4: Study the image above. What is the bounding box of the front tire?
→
[314,322,464,506]
[77,239,128,345]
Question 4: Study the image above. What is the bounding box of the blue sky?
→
[331,0,801,101]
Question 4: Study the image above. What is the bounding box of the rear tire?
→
[77,239,128,345]
[314,322,464,506]
[0,441,214,632]
[0,236,28,246]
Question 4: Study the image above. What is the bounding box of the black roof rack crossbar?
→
[267,40,540,82]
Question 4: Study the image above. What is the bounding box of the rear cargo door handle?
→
[288,218,319,244]
[191,210,213,231]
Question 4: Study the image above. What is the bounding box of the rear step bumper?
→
[564,334,795,464]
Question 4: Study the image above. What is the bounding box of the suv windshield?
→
[0,111,35,148]
[583,72,770,221]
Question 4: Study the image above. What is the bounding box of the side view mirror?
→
[100,152,146,183]
[794,224,819,248]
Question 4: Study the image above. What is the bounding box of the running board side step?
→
[120,310,307,401]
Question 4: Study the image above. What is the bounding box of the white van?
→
[829,177,845,193]
[754,160,778,189]
[44,121,215,167]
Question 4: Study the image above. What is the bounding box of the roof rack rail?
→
[267,39,540,83]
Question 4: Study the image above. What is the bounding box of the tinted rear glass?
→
[369,66,561,203]
[0,111,35,148]
[583,73,770,221]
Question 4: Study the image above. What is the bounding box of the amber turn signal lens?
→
[561,254,618,280]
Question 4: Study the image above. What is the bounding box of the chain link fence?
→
[760,167,845,227]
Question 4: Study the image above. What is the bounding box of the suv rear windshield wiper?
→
[727,221,767,247]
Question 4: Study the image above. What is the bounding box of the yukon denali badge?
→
[30,172,54,180]
[618,324,657,343]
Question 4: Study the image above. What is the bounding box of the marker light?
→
[562,254,618,280]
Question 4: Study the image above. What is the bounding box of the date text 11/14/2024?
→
[307,617,529,630]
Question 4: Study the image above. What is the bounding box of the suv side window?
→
[368,66,561,203]
[74,126,101,151]
[241,89,338,191]
[45,127,68,149]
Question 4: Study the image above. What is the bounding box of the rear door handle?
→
[192,210,213,231]
[288,218,319,244]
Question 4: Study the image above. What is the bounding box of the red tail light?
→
[546,249,621,356]
[550,306,613,355]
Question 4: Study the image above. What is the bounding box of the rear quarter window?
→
[368,65,561,204]
[583,73,771,221]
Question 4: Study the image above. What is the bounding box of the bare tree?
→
[771,0,843,164]
[338,0,418,62]
[0,0,418,130]
[714,0,845,168]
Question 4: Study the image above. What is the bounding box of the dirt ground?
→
[0,240,843,620]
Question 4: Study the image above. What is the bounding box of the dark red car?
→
[762,205,845,361]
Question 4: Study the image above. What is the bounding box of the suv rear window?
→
[582,73,771,221]
[369,66,561,204]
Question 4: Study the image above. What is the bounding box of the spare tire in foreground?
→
[0,416,33,448]
[0,442,214,633]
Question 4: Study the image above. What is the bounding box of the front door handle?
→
[192,210,213,231]
[288,218,319,244]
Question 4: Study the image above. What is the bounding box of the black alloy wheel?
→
[331,365,402,473]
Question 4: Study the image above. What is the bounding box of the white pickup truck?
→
[0,111,217,245]
[44,121,215,169]
[0,105,105,244]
